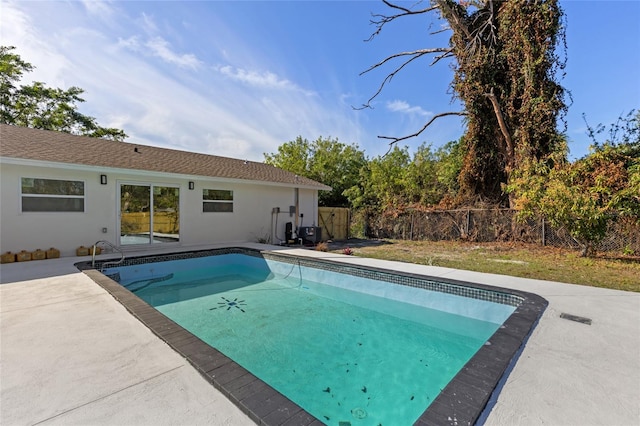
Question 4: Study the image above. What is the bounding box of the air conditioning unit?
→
[299,226,322,244]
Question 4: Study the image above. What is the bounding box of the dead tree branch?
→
[378,111,468,146]
[366,0,440,42]
[430,49,455,66]
[435,0,498,55]
[435,0,472,42]
[467,1,498,54]
[355,47,452,110]
[358,2,472,145]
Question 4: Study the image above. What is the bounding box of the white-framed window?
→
[203,189,233,213]
[21,178,85,212]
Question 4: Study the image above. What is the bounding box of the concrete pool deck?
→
[1,243,638,425]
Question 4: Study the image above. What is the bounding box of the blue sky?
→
[2,1,638,161]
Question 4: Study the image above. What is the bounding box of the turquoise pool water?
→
[110,254,516,425]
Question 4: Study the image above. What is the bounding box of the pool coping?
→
[77,247,548,426]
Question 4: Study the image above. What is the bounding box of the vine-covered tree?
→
[0,46,127,140]
[361,0,568,205]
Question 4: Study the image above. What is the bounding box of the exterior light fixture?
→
[188,181,195,190]
[100,174,107,185]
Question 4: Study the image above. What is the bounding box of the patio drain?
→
[560,313,592,325]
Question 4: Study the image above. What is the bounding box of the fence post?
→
[541,217,546,246]
[410,212,414,240]
[466,209,471,238]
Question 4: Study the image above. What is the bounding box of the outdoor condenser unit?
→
[285,222,293,241]
[299,226,322,244]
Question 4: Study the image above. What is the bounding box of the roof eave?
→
[0,156,331,191]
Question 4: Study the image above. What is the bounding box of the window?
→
[21,178,85,212]
[203,189,233,212]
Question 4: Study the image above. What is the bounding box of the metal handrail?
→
[91,240,125,272]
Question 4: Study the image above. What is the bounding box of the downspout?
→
[294,187,299,238]
[313,190,318,227]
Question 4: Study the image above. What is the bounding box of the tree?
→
[368,146,413,210]
[509,112,640,257]
[433,138,465,206]
[263,136,311,176]
[343,140,464,213]
[0,46,127,140]
[360,1,567,205]
[406,142,464,207]
[405,144,441,206]
[264,136,367,207]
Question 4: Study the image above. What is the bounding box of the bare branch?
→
[360,47,451,76]
[466,1,498,54]
[378,111,468,145]
[366,0,440,42]
[430,26,451,36]
[357,1,453,111]
[430,49,455,66]
[435,0,472,42]
[354,48,450,110]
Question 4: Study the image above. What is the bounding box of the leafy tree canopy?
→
[0,46,127,141]
[344,138,464,212]
[509,111,639,256]
[264,136,367,207]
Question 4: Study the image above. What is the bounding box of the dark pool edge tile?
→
[80,248,549,426]
[253,249,549,426]
[417,293,548,425]
[83,268,316,426]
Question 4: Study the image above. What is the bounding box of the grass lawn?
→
[329,239,640,292]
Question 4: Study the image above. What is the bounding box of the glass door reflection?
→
[152,186,180,243]
[119,184,180,245]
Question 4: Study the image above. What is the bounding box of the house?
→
[0,124,330,257]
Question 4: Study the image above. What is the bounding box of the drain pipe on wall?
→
[293,187,299,240]
[271,207,291,245]
[311,190,317,228]
[271,207,279,244]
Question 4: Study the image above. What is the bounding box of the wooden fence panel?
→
[318,207,350,241]
[121,212,179,234]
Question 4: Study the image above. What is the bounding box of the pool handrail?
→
[91,240,125,272]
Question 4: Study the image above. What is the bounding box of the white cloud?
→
[80,0,115,19]
[386,100,433,117]
[145,37,202,70]
[0,1,365,162]
[216,65,315,95]
[117,36,140,50]
[140,12,159,34]
[0,2,71,87]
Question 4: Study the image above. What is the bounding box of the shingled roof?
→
[0,124,330,190]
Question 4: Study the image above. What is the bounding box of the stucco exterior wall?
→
[0,163,320,257]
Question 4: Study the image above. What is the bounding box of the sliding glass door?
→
[119,183,180,245]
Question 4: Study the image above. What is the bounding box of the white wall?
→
[182,181,318,246]
[0,163,320,257]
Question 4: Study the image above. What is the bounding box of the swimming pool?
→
[78,248,547,425]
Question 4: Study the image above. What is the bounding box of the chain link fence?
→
[351,209,640,255]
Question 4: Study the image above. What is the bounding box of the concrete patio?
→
[1,243,638,425]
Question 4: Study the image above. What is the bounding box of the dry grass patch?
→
[332,240,639,292]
